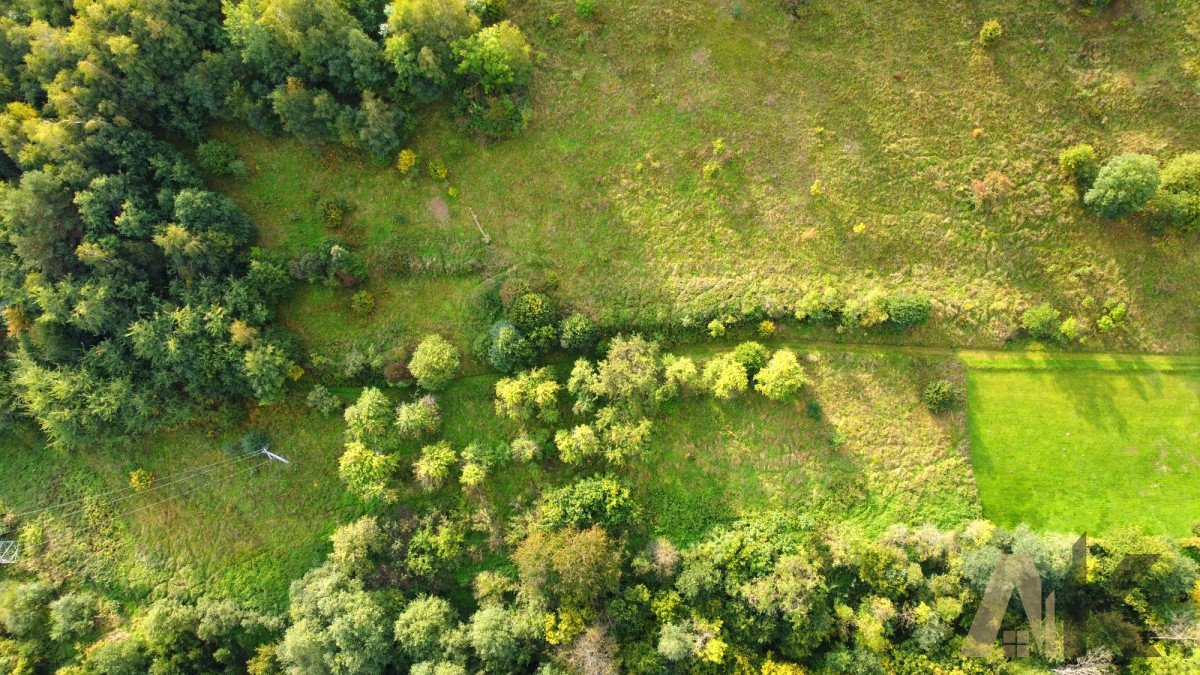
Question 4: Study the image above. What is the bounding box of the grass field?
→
[967,353,1200,536]
[0,405,364,612]
[215,0,1200,353]
[636,349,981,544]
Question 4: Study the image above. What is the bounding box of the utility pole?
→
[260,446,291,464]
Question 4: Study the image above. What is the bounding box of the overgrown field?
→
[637,349,980,543]
[966,352,1200,536]
[0,407,365,612]
[216,0,1200,354]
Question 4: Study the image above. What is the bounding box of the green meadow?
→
[966,353,1200,536]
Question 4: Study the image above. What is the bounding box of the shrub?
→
[538,475,639,531]
[1021,303,1061,340]
[702,353,749,400]
[48,592,100,643]
[396,148,418,175]
[396,395,441,438]
[330,516,385,577]
[659,354,699,400]
[575,0,596,19]
[339,441,398,502]
[494,367,561,425]
[487,320,534,373]
[1059,317,1080,342]
[978,20,1002,46]
[507,292,556,334]
[707,318,726,338]
[1059,144,1099,189]
[922,380,960,413]
[781,0,810,17]
[454,21,534,94]
[344,387,393,445]
[511,435,541,462]
[196,140,246,178]
[1083,153,1160,219]
[467,0,507,22]
[885,292,933,328]
[1148,153,1200,231]
[732,341,770,374]
[129,469,154,492]
[527,324,559,352]
[754,349,807,400]
[595,335,663,416]
[456,90,531,139]
[554,424,601,465]
[805,399,823,420]
[306,384,342,415]
[409,334,460,390]
[395,596,457,663]
[351,290,375,316]
[757,320,776,338]
[414,441,456,490]
[427,158,448,181]
[560,313,598,352]
[319,196,350,228]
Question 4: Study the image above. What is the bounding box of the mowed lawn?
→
[967,354,1200,536]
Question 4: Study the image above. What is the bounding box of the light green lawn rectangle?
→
[968,366,1200,536]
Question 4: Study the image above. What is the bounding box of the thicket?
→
[0,0,298,448]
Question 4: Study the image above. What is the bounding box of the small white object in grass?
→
[0,540,19,564]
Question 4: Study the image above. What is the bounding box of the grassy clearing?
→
[0,406,363,612]
[633,349,981,543]
[217,0,1200,352]
[967,360,1200,536]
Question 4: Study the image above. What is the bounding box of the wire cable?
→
[75,459,273,537]
[27,451,264,524]
[9,450,262,520]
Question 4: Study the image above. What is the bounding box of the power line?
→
[9,450,261,520]
[16,450,263,522]
[75,459,272,537]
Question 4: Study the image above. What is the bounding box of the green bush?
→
[409,334,460,390]
[754,349,807,400]
[396,395,441,438]
[702,353,749,400]
[467,0,506,23]
[575,0,597,19]
[454,21,533,94]
[978,20,1002,47]
[538,475,640,531]
[338,441,398,502]
[805,399,823,420]
[1083,153,1160,219]
[319,196,351,228]
[306,385,342,416]
[885,292,933,328]
[351,290,375,316]
[559,313,598,352]
[487,320,534,373]
[196,140,247,179]
[732,341,770,374]
[507,292,556,334]
[921,379,960,413]
[1021,303,1060,340]
[1148,153,1200,231]
[1059,144,1099,189]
